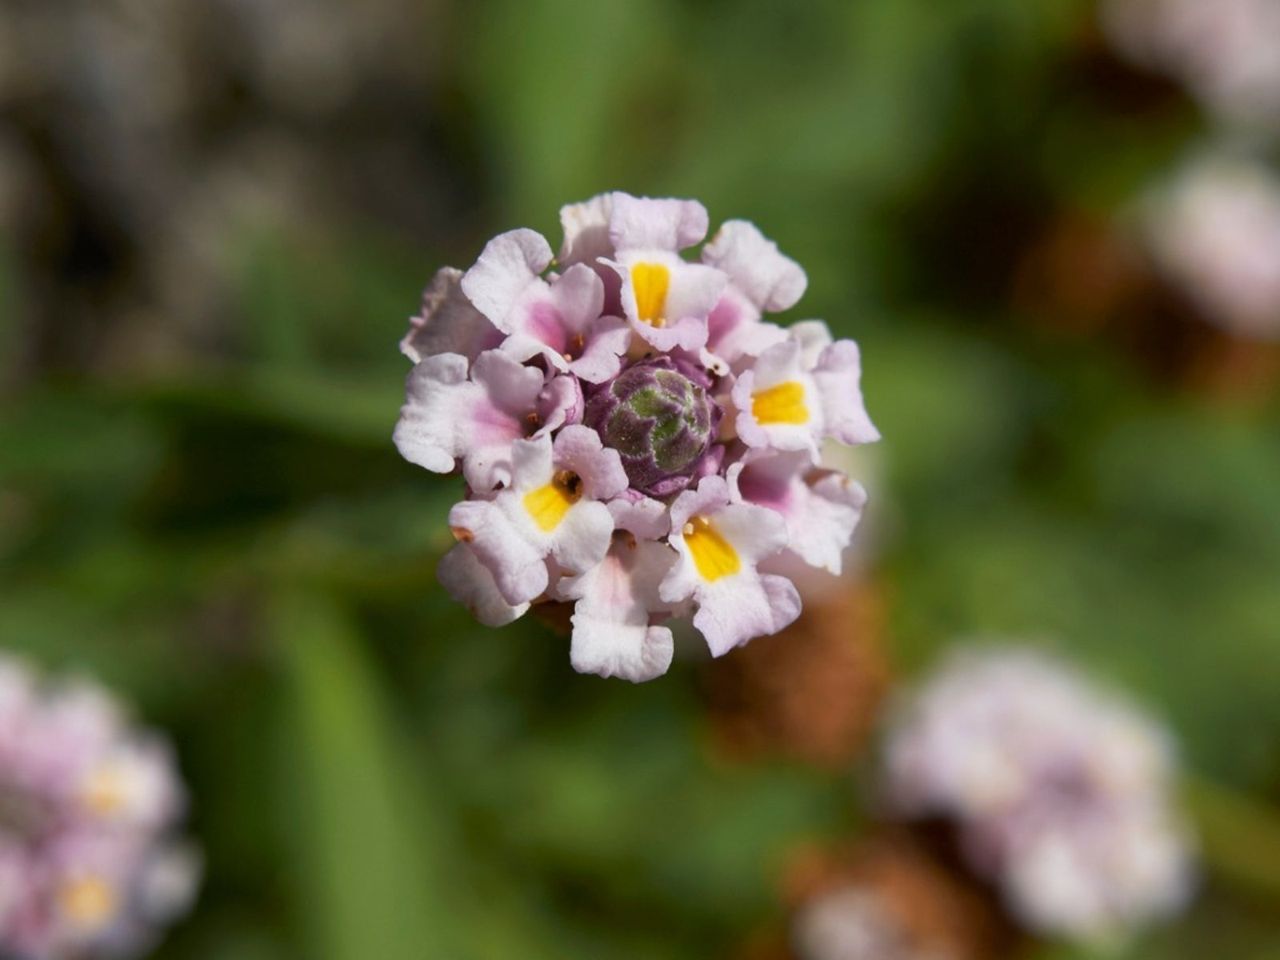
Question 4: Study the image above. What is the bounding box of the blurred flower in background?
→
[884,647,1194,945]
[0,655,198,959]
[740,836,1014,960]
[1138,152,1280,342]
[1100,0,1280,132]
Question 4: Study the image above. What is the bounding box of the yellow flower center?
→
[523,470,583,532]
[81,765,127,818]
[683,516,741,581]
[751,380,809,425]
[58,875,118,931]
[631,262,670,327]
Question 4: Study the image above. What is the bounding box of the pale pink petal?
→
[546,499,615,575]
[702,219,808,312]
[562,539,678,682]
[660,476,796,654]
[730,451,867,575]
[607,494,671,540]
[448,498,550,606]
[549,264,605,335]
[400,267,503,364]
[568,316,630,384]
[814,339,880,445]
[462,351,547,489]
[393,354,481,474]
[559,193,615,266]
[731,340,821,453]
[668,474,732,531]
[438,543,529,626]
[705,287,789,365]
[789,319,834,367]
[705,500,790,566]
[608,192,708,251]
[460,229,553,328]
[552,424,628,500]
[691,571,801,657]
[630,314,709,353]
[611,251,725,353]
[534,375,582,437]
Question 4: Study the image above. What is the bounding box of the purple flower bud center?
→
[584,359,719,497]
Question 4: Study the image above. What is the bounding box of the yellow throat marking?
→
[58,876,118,930]
[684,516,740,581]
[752,380,809,425]
[81,765,127,818]
[631,262,670,327]
[523,471,583,532]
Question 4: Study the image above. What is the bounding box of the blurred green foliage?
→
[2,0,1280,957]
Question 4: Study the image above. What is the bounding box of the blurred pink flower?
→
[1102,0,1280,131]
[884,646,1194,944]
[0,655,198,959]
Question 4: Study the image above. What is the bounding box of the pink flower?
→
[393,193,879,680]
[0,655,198,959]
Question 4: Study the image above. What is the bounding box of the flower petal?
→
[814,339,880,445]
[463,351,547,489]
[569,316,631,384]
[400,267,503,364]
[393,353,479,473]
[448,498,550,606]
[552,424,628,501]
[559,193,615,266]
[730,451,867,575]
[789,319,834,367]
[550,264,606,335]
[702,219,807,312]
[460,228,553,328]
[607,494,671,540]
[562,539,677,682]
[547,500,615,574]
[705,287,789,365]
[438,543,530,626]
[608,192,708,251]
[534,374,583,436]
[692,572,801,657]
[731,339,821,453]
[612,252,725,353]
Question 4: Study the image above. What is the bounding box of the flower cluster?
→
[883,647,1193,944]
[1141,153,1280,340]
[0,655,198,959]
[1101,0,1280,132]
[395,192,878,681]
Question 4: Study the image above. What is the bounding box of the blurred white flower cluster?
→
[884,647,1193,944]
[1142,153,1280,340]
[1101,0,1280,132]
[0,655,198,959]
[1102,0,1280,344]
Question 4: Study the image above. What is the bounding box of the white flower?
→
[1141,153,1280,341]
[1101,0,1280,131]
[884,646,1194,943]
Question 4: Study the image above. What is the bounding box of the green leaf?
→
[272,591,455,960]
